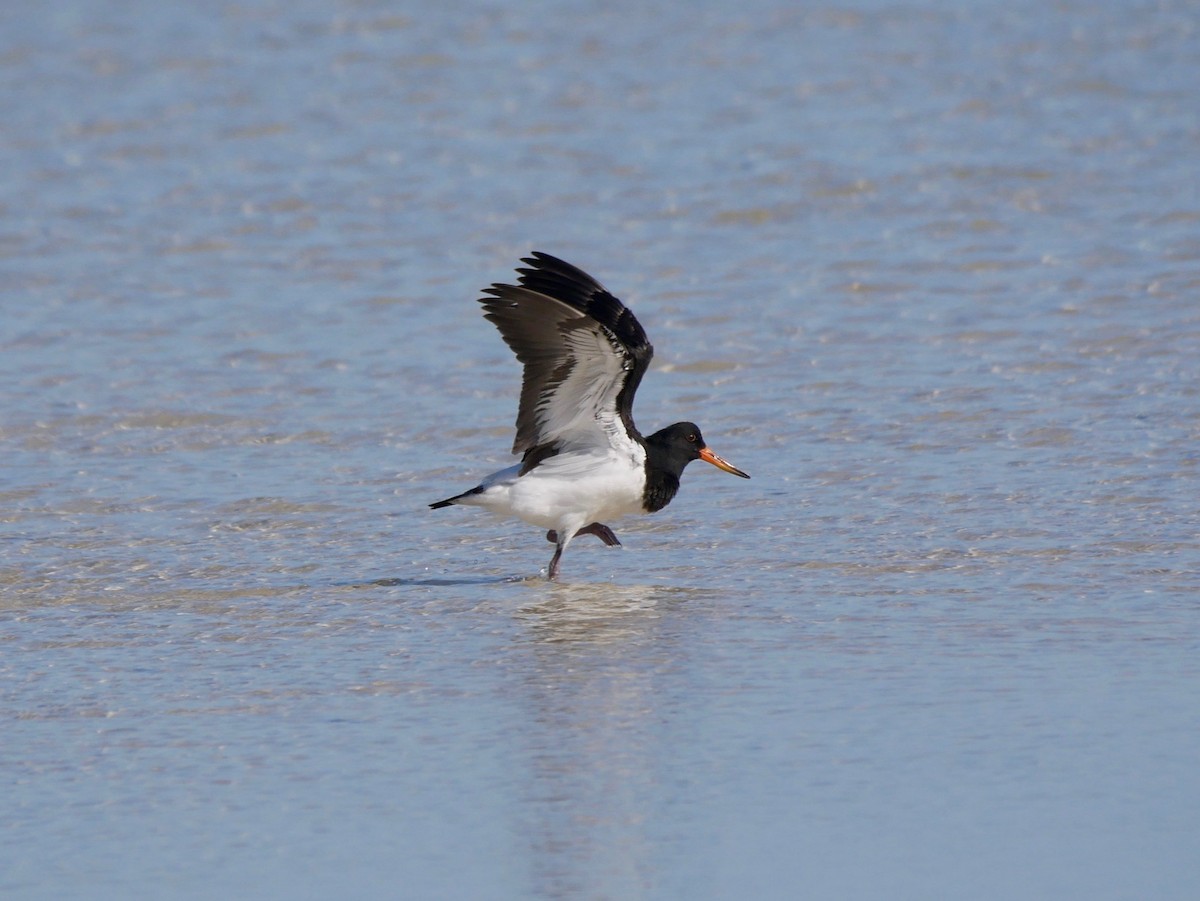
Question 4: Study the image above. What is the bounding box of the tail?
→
[429,485,484,509]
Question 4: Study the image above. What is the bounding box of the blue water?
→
[3,1,1198,898]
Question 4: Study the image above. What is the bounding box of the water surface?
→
[3,1,1198,898]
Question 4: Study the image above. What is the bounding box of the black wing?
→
[478,252,654,461]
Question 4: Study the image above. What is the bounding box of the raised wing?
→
[478,252,654,464]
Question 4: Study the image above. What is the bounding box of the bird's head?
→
[647,422,750,479]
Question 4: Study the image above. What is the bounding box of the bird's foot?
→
[545,523,621,547]
[580,522,621,546]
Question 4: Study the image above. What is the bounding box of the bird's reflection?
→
[506,580,719,896]
[515,582,672,644]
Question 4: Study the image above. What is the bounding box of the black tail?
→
[429,498,454,509]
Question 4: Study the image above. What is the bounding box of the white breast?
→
[463,445,647,533]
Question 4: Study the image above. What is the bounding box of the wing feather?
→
[478,253,654,465]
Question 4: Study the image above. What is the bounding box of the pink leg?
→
[545,523,621,547]
[547,543,564,581]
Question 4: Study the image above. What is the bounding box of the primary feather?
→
[479,252,653,467]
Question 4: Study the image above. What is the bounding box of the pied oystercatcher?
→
[430,252,750,580]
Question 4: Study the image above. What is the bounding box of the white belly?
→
[462,449,646,532]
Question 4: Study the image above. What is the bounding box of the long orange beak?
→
[699,446,750,479]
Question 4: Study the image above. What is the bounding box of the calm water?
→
[3,1,1199,898]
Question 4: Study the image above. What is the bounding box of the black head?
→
[644,421,750,479]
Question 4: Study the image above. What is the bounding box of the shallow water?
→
[3,1,1199,898]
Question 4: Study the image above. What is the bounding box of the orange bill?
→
[699,446,750,479]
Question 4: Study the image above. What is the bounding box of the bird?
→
[429,252,750,580]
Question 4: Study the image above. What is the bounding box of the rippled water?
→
[3,1,1199,898]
